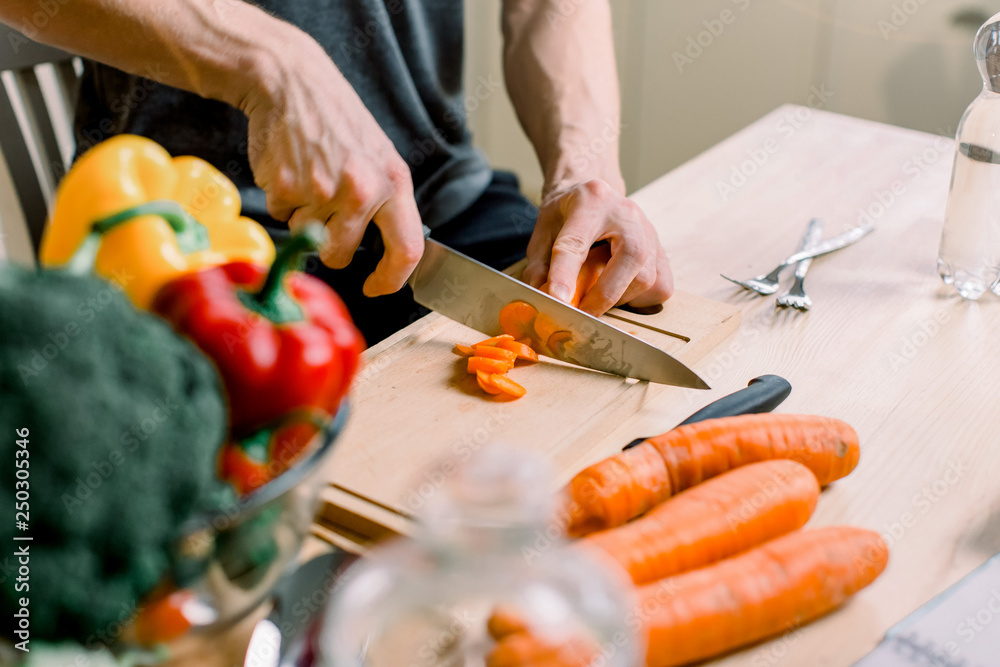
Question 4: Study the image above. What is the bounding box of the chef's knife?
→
[407,235,709,388]
[622,374,792,449]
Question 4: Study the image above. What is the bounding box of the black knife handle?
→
[622,375,792,450]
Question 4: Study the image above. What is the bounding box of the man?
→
[1,0,673,343]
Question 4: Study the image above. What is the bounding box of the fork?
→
[721,222,875,295]
[776,218,824,310]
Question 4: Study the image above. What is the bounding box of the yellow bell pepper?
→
[39,134,276,308]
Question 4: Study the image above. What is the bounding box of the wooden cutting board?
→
[315,289,739,547]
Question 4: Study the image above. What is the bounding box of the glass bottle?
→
[316,446,637,666]
[938,11,1000,299]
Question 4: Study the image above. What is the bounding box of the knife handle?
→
[622,375,792,450]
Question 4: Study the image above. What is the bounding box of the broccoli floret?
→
[0,264,230,647]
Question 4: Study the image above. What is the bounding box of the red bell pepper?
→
[219,428,274,495]
[153,225,364,436]
[219,412,323,495]
[134,589,199,646]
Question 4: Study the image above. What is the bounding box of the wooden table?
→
[313,105,1000,666]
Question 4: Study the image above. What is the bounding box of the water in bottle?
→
[938,11,1000,299]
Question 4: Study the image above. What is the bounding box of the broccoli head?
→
[0,264,230,646]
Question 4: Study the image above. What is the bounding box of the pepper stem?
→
[93,200,210,254]
[63,200,211,273]
[238,223,326,324]
[62,231,104,276]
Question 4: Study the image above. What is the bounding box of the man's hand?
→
[0,1,425,297]
[501,0,673,315]
[522,179,673,315]
[243,41,424,297]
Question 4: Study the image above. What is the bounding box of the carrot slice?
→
[495,339,539,363]
[487,373,526,398]
[487,605,531,641]
[475,334,515,347]
[454,343,476,357]
[477,370,502,395]
[135,590,196,645]
[473,345,517,367]
[486,630,600,667]
[499,301,539,339]
[532,313,569,351]
[546,330,573,357]
[468,357,510,375]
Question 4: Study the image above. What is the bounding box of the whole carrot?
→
[585,460,820,584]
[570,244,610,308]
[562,443,664,535]
[565,414,859,536]
[637,526,888,667]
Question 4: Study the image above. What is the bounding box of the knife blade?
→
[407,238,709,388]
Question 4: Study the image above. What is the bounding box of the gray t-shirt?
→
[73,0,492,229]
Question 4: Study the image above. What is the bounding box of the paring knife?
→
[407,235,709,388]
[622,374,792,449]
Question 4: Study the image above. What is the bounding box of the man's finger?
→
[578,235,647,315]
[627,247,674,308]
[522,208,558,288]
[265,197,298,224]
[614,227,665,305]
[320,201,382,269]
[363,194,425,296]
[543,208,601,304]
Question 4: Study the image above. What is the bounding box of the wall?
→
[1,1,991,262]
[463,0,992,199]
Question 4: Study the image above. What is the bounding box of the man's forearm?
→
[0,0,305,111]
[501,0,625,197]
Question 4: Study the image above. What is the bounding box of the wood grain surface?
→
[317,289,739,521]
[315,105,1000,666]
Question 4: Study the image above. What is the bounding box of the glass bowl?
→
[120,404,349,661]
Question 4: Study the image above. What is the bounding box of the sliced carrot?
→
[475,334,515,347]
[565,414,860,536]
[487,373,526,398]
[486,606,600,667]
[454,343,476,357]
[134,590,196,645]
[495,338,539,363]
[477,370,503,395]
[486,630,600,667]
[584,460,820,584]
[468,356,510,375]
[487,605,531,641]
[499,301,539,339]
[640,527,888,667]
[532,313,564,350]
[474,345,518,367]
[546,330,573,357]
